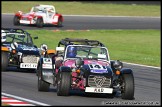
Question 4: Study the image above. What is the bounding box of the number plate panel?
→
[20,63,37,68]
[85,87,113,93]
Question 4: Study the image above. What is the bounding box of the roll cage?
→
[56,38,110,61]
[30,5,56,14]
[58,38,105,47]
[1,28,36,46]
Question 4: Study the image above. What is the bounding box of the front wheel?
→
[121,74,134,100]
[57,72,71,96]
[1,51,9,71]
[38,65,50,91]
[13,16,20,25]
[36,18,43,28]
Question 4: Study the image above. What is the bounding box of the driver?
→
[66,46,77,58]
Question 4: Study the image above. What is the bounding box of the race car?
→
[13,4,64,28]
[1,28,40,71]
[37,38,134,100]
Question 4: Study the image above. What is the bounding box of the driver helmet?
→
[1,30,6,42]
[67,46,77,58]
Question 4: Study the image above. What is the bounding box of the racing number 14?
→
[89,64,106,69]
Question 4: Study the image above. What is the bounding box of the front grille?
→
[88,75,111,88]
[22,55,39,63]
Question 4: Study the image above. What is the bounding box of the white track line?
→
[2,92,50,106]
[123,61,160,69]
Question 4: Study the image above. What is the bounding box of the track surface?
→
[1,14,161,106]
[2,63,161,106]
[2,14,160,30]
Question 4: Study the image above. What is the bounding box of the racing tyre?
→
[38,65,50,91]
[13,16,20,25]
[1,51,9,71]
[57,72,71,96]
[57,18,63,27]
[121,73,134,100]
[36,18,43,28]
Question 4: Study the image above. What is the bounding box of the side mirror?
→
[34,36,38,39]
[34,45,37,48]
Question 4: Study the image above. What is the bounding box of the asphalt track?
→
[2,14,160,30]
[1,14,161,106]
[1,63,161,106]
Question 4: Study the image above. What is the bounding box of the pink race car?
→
[13,4,63,28]
[37,38,135,100]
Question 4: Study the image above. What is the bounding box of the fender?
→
[38,57,54,84]
[53,14,64,22]
[36,15,43,19]
[1,46,9,52]
[120,68,133,74]
[47,49,56,54]
[15,11,23,17]
[58,66,71,73]
[57,14,64,22]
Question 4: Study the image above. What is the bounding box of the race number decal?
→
[89,64,106,69]
[43,58,52,64]
[89,64,108,73]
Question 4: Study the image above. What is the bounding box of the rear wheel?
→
[1,51,9,71]
[38,65,50,91]
[36,18,43,28]
[121,74,134,100]
[13,16,20,25]
[57,72,71,96]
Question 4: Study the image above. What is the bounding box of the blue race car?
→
[1,28,40,71]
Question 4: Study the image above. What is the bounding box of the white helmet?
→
[1,30,6,42]
[11,42,18,49]
[40,44,48,51]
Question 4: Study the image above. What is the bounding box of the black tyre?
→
[38,65,50,91]
[1,51,9,71]
[57,18,62,27]
[13,16,20,25]
[121,74,134,100]
[36,18,43,28]
[57,72,71,96]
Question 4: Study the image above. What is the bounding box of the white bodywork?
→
[19,5,59,25]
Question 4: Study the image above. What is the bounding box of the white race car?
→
[13,4,64,28]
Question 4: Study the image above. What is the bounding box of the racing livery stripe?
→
[2,96,35,106]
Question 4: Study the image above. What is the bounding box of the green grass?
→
[2,1,160,16]
[28,29,160,67]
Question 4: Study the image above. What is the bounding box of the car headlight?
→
[113,60,123,70]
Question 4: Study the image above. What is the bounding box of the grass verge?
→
[2,1,160,16]
[27,29,160,67]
